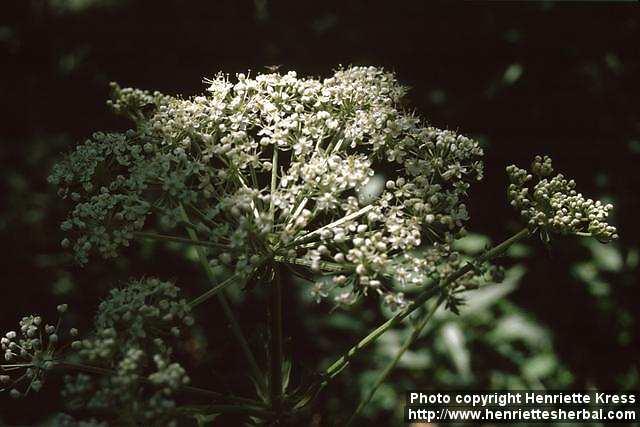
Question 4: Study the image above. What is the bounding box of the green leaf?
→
[194,414,220,426]
[586,279,611,297]
[626,248,639,269]
[282,358,292,393]
[437,265,525,320]
[397,350,432,370]
[503,63,523,85]
[375,330,429,369]
[507,243,532,258]
[571,261,598,282]
[326,312,365,333]
[453,233,491,255]
[185,245,200,262]
[489,314,549,347]
[584,240,623,272]
[522,354,557,380]
[440,322,471,380]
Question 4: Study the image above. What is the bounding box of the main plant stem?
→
[269,265,284,415]
[179,207,267,395]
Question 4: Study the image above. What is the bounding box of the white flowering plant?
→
[1,66,617,425]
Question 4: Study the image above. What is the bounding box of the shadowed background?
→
[1,1,638,425]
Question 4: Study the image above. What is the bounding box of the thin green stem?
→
[188,272,243,308]
[290,205,374,248]
[269,265,284,414]
[134,231,228,249]
[236,173,261,220]
[270,146,279,218]
[309,228,531,395]
[179,207,267,395]
[54,361,258,406]
[186,203,219,230]
[322,285,440,381]
[192,257,266,394]
[346,295,444,424]
[273,254,351,272]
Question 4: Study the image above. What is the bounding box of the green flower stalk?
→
[1,305,75,398]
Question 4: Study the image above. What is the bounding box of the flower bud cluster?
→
[106,82,172,122]
[63,278,192,425]
[507,155,617,242]
[1,305,75,398]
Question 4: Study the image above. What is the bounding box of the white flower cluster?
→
[106,82,171,120]
[148,354,190,395]
[507,155,617,242]
[51,66,484,309]
[48,130,203,264]
[63,278,192,425]
[1,304,75,398]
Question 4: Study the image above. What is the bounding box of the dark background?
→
[1,1,638,425]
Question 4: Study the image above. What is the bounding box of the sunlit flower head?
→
[50,66,486,309]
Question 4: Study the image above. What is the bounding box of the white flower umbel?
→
[63,278,193,425]
[507,155,618,242]
[49,66,485,310]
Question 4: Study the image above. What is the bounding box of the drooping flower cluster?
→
[63,278,193,425]
[309,236,504,313]
[507,155,617,242]
[1,304,76,398]
[50,66,485,309]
